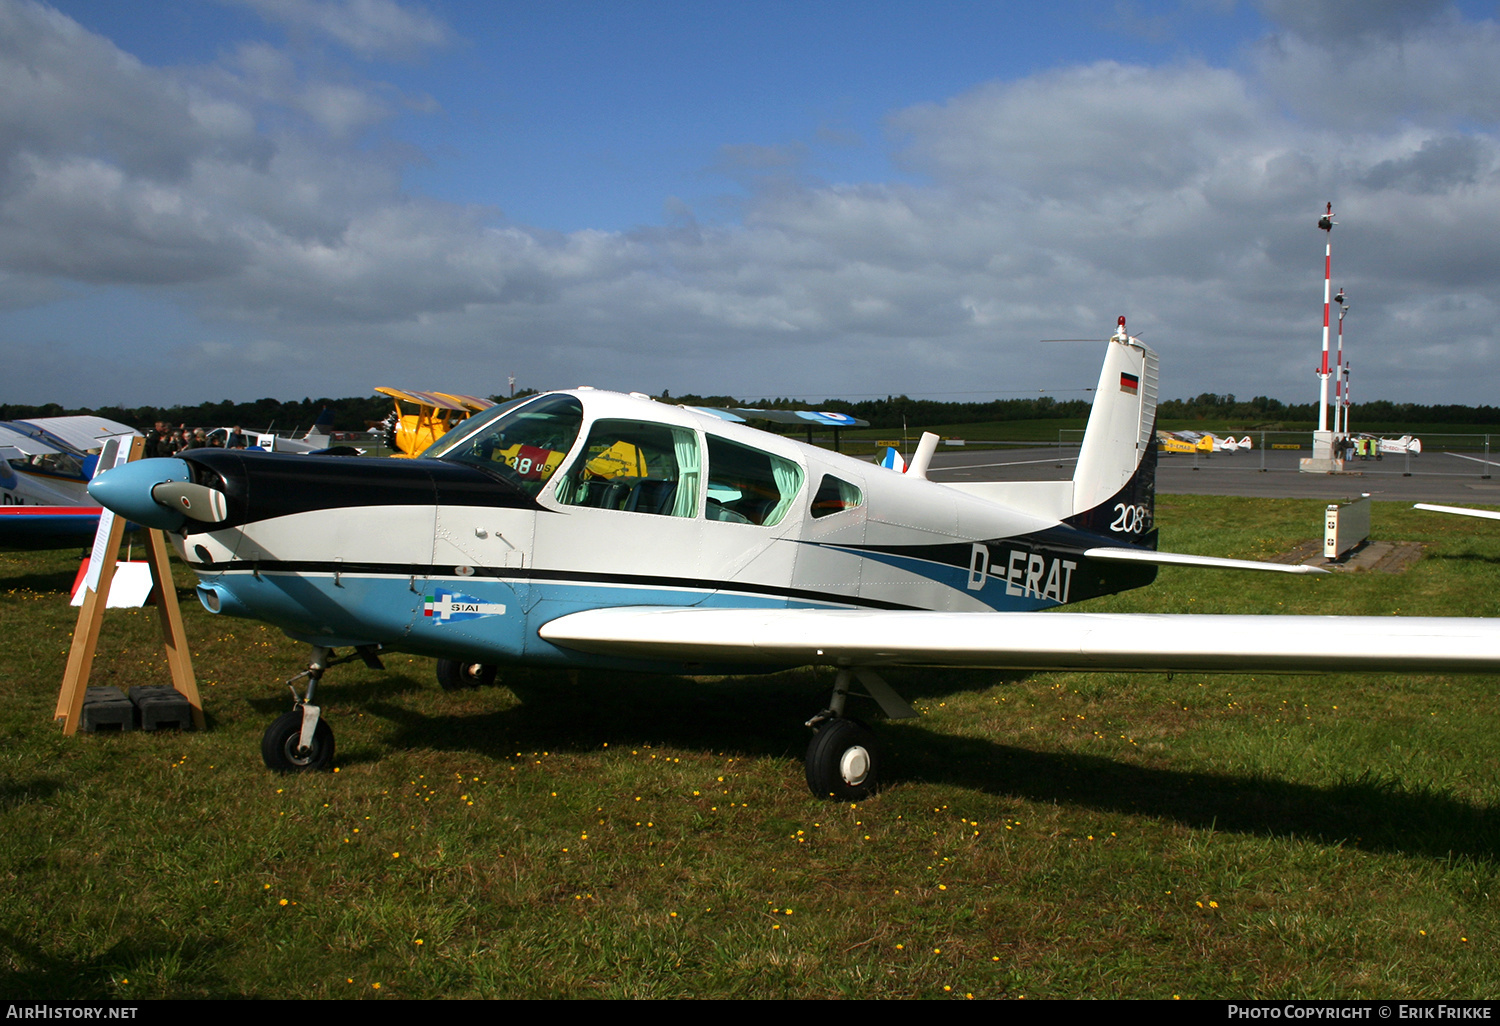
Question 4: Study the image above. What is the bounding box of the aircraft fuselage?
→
[106,390,1157,675]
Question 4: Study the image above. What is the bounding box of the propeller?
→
[150,480,228,523]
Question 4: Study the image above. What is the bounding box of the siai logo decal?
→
[423,588,507,623]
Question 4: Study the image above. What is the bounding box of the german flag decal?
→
[1120,372,1140,395]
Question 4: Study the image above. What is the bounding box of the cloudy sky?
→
[3,0,1500,410]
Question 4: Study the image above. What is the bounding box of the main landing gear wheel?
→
[262,709,335,773]
[436,659,497,691]
[805,718,880,800]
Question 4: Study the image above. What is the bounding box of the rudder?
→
[1065,317,1158,548]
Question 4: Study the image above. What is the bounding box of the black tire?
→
[805,718,880,800]
[261,709,335,772]
[436,659,497,691]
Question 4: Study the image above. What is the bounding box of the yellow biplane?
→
[1156,430,1216,456]
[375,388,496,457]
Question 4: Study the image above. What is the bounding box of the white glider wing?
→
[540,607,1500,674]
[1081,547,1328,575]
[1413,503,1500,522]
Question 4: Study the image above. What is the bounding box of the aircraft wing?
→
[434,393,496,413]
[0,422,65,458]
[374,387,473,411]
[12,416,137,452]
[690,407,870,428]
[539,606,1500,674]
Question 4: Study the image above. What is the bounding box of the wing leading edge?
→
[539,606,1500,674]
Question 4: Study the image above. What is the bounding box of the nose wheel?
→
[260,644,381,773]
[262,709,335,772]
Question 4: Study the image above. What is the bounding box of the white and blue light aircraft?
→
[87,319,1500,798]
[1,416,138,543]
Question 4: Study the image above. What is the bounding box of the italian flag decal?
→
[423,588,507,623]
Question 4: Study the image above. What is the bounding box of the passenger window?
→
[705,436,804,526]
[554,420,701,517]
[810,475,864,518]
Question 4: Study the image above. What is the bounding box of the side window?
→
[554,420,701,517]
[810,475,864,518]
[705,436,804,526]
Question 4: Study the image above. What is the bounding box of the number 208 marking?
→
[1110,503,1149,533]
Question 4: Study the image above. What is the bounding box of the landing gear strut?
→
[261,644,383,773]
[802,668,917,800]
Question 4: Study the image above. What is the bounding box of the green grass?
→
[1,498,1498,999]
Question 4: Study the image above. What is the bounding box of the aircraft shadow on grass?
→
[0,562,81,594]
[0,777,65,812]
[334,668,1497,863]
[1426,551,1500,568]
[0,925,235,1001]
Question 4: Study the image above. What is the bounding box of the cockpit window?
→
[810,475,864,518]
[554,419,701,517]
[704,436,804,526]
[427,393,584,496]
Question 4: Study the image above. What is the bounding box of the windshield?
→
[419,395,534,459]
[427,393,585,496]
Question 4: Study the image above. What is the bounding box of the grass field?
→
[2,497,1497,999]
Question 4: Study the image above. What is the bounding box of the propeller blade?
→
[151,481,228,523]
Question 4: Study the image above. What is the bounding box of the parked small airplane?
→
[376,388,496,457]
[1157,431,1249,456]
[201,417,362,456]
[88,318,1500,797]
[1379,434,1422,456]
[1,416,138,542]
[1157,431,1214,456]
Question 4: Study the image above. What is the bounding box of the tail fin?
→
[879,446,907,473]
[1065,316,1158,547]
[302,406,335,446]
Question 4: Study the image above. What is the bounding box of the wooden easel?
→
[55,435,204,733]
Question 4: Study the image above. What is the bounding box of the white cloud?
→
[4,0,1500,408]
[234,0,450,60]
[1253,5,1500,128]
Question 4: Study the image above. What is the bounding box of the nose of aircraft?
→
[87,458,195,531]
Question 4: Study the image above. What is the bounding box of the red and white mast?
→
[1316,202,1336,433]
[1333,287,1348,433]
[1343,363,1352,434]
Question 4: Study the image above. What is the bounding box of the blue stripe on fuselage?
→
[195,570,836,674]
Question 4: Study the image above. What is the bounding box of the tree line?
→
[0,395,395,434]
[4,390,1499,434]
[1152,393,1500,427]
